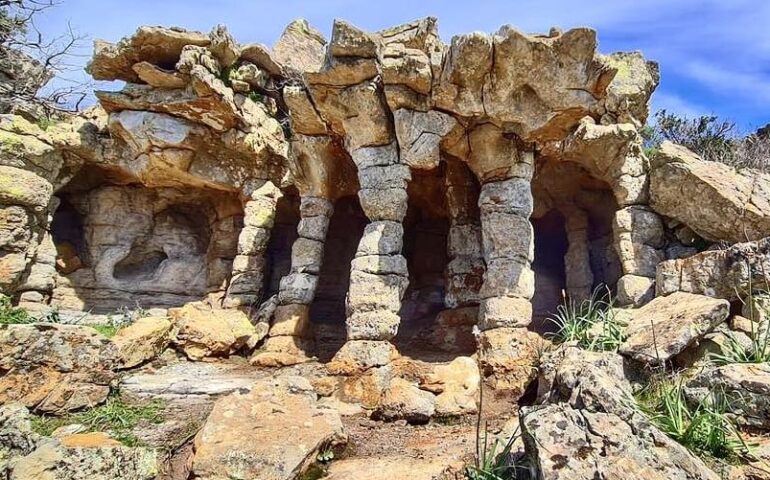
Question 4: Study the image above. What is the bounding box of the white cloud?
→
[650,91,709,119]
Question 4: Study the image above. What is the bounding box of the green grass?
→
[31,396,165,447]
[91,324,120,338]
[548,286,627,352]
[636,378,749,462]
[0,295,33,324]
[464,425,529,480]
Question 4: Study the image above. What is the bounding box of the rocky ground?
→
[2,270,770,480]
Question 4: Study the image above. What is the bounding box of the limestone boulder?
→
[374,377,436,424]
[9,433,160,480]
[87,26,210,82]
[685,363,770,429]
[192,376,346,480]
[619,292,729,365]
[111,316,174,368]
[0,404,38,476]
[536,345,636,419]
[273,19,326,74]
[603,52,659,126]
[421,356,479,416]
[657,237,770,301]
[328,340,400,374]
[650,141,770,243]
[521,403,720,480]
[0,324,118,413]
[477,327,542,395]
[169,302,256,360]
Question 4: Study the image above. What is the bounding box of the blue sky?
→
[34,0,770,132]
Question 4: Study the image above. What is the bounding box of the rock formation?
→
[1,14,770,480]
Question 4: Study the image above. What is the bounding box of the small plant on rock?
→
[31,395,165,447]
[0,295,32,324]
[464,425,530,480]
[548,286,627,352]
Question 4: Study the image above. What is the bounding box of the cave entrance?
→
[529,159,622,334]
[531,210,569,332]
[311,195,367,362]
[395,166,452,360]
[49,164,244,312]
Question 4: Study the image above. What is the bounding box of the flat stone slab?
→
[192,375,345,480]
[120,361,267,399]
[619,292,729,365]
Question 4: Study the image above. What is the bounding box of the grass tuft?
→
[0,295,33,325]
[31,396,165,447]
[636,378,749,462]
[548,286,627,352]
[464,425,529,480]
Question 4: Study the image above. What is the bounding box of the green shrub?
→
[637,379,748,461]
[548,286,627,352]
[0,295,32,324]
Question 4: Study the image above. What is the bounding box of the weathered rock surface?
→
[0,404,159,480]
[619,292,729,365]
[170,302,255,360]
[374,377,436,424]
[0,324,118,413]
[111,316,173,368]
[525,345,720,480]
[651,141,770,243]
[120,360,267,400]
[685,363,770,429]
[657,237,770,301]
[192,376,346,480]
[522,403,719,480]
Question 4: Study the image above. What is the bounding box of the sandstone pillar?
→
[224,181,280,308]
[251,195,333,366]
[467,125,540,395]
[613,206,665,307]
[563,208,593,302]
[444,159,484,309]
[330,143,408,373]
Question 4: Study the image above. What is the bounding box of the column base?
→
[477,327,544,398]
[250,335,315,367]
[327,340,400,375]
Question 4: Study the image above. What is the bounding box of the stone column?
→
[444,159,484,309]
[613,206,665,307]
[251,195,333,366]
[224,181,280,308]
[468,125,540,395]
[562,207,593,302]
[330,143,409,373]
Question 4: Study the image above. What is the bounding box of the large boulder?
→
[373,377,436,424]
[0,324,119,413]
[619,292,729,365]
[111,316,174,368]
[169,302,256,361]
[525,345,719,480]
[192,376,346,480]
[0,404,38,476]
[657,237,770,301]
[9,433,159,480]
[650,141,770,243]
[521,403,720,480]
